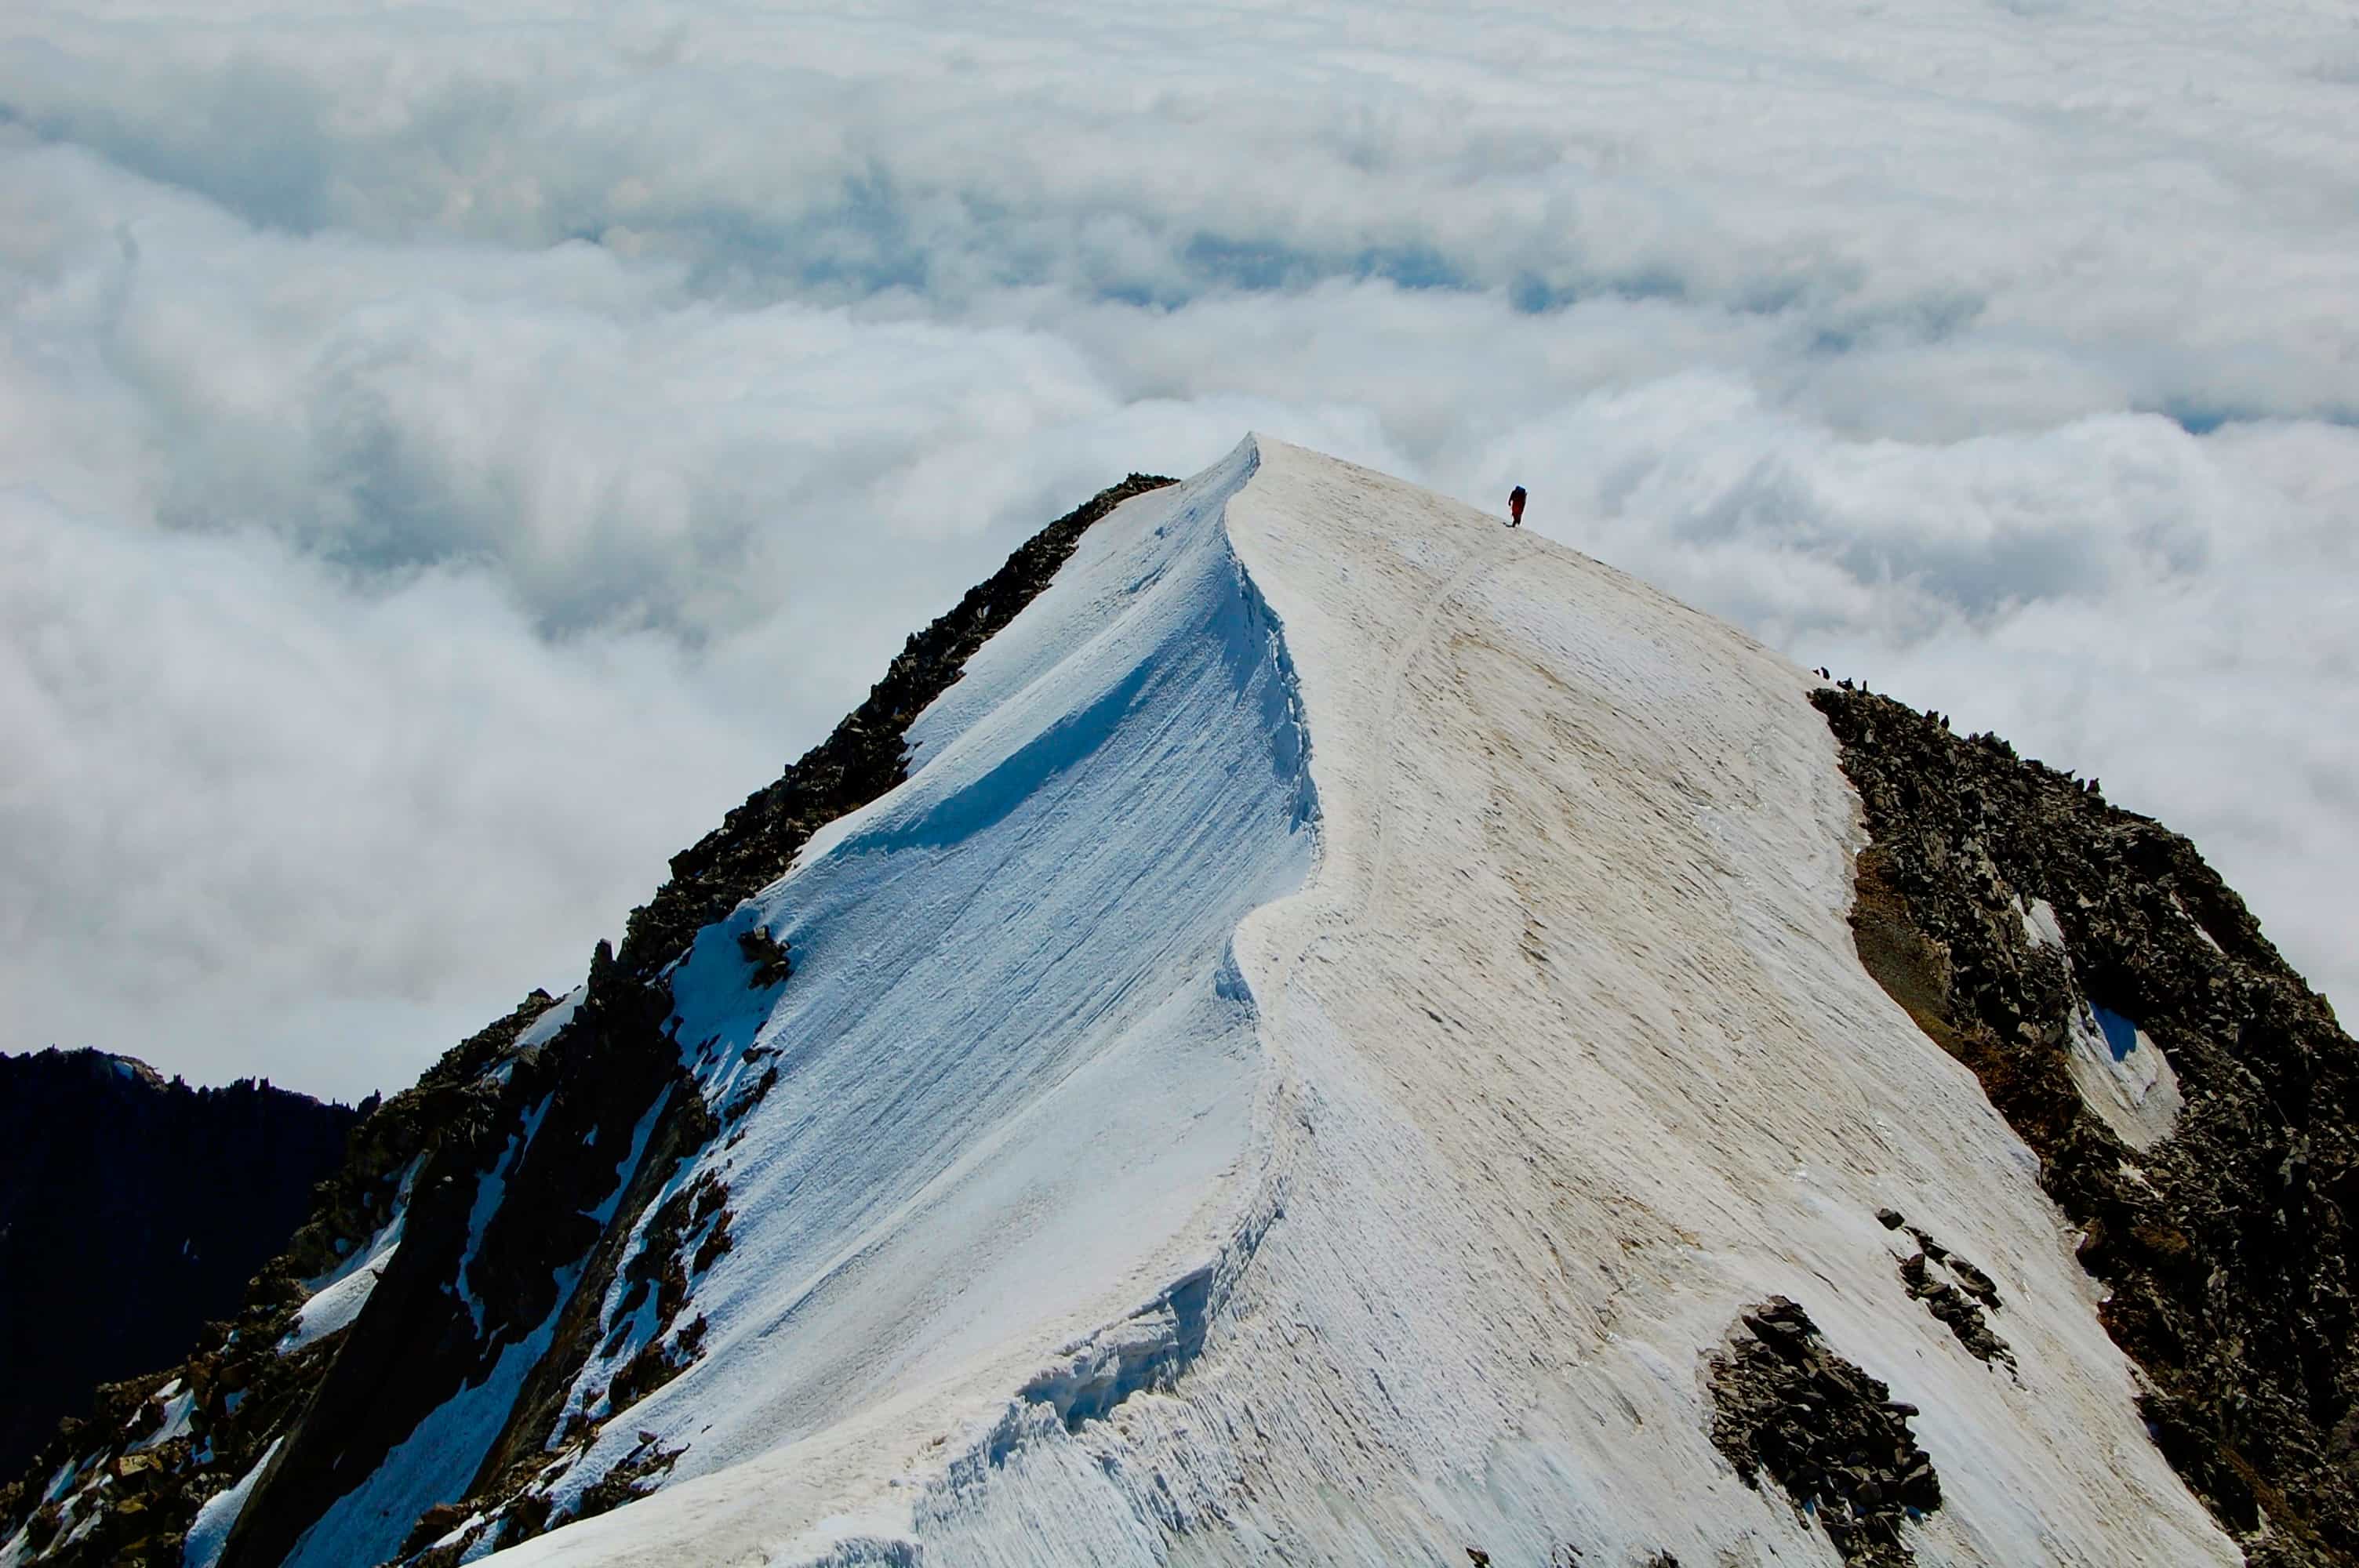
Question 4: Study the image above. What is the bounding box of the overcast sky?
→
[4,0,2353,1101]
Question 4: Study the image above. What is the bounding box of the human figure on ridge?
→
[1507,485,1527,527]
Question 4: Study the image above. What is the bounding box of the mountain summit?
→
[4,438,2350,1568]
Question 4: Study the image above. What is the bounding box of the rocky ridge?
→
[1816,686,2357,1568]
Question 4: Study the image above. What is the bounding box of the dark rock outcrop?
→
[0,993,565,1568]
[0,1049,356,1481]
[1708,1296,1942,1567]
[1816,687,2358,1568]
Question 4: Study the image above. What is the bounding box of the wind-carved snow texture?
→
[1010,1163,1281,1443]
[487,439,2238,1567]
[494,440,1318,1555]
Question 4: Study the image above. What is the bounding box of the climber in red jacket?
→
[1507,485,1527,527]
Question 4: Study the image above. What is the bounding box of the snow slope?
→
[489,437,2232,1566]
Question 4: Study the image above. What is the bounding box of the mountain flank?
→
[0,472,1175,1568]
[1816,688,2357,1567]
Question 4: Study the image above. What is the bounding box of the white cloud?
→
[0,486,780,1095]
[1,0,2352,1095]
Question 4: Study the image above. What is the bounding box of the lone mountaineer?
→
[1507,485,1527,527]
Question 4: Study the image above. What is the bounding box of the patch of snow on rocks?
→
[182,1438,281,1568]
[2067,1000,2183,1152]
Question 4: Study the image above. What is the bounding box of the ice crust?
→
[479,438,2230,1566]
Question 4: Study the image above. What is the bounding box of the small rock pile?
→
[1876,1209,2012,1369]
[1708,1297,1941,1568]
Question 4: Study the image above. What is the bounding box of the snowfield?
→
[483,438,2230,1566]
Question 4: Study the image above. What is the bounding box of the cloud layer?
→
[3,0,2353,1097]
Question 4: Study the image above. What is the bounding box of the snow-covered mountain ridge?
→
[4,438,2351,1568]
